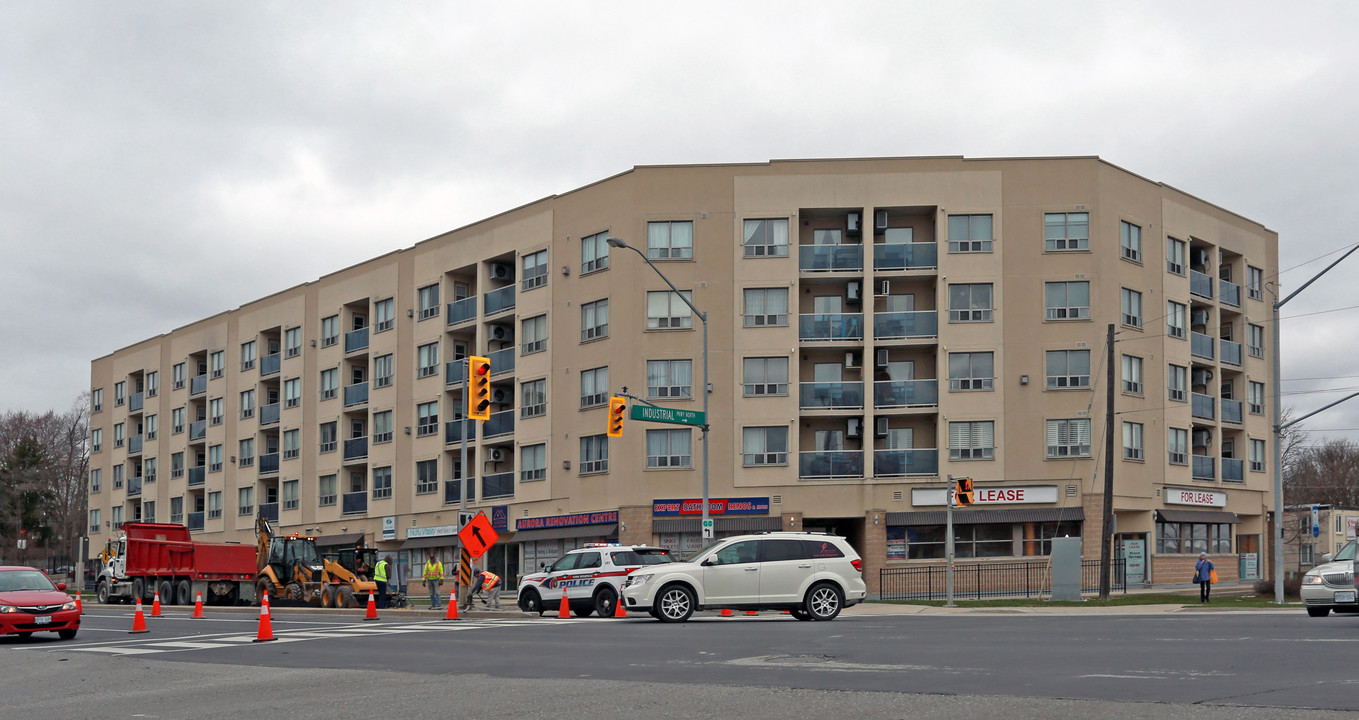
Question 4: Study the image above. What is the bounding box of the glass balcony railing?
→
[345,327,370,353]
[798,382,865,410]
[344,382,369,407]
[1222,458,1244,482]
[260,353,281,376]
[129,392,144,412]
[873,311,938,340]
[187,512,204,532]
[189,420,206,441]
[799,313,864,341]
[484,410,515,438]
[873,242,937,271]
[1190,332,1215,360]
[188,466,205,487]
[445,478,476,505]
[1191,393,1216,420]
[488,347,515,376]
[1192,455,1216,480]
[873,380,939,408]
[259,452,279,475]
[799,244,863,272]
[1222,399,1243,424]
[1220,339,1242,366]
[1220,279,1241,307]
[128,435,143,454]
[445,420,476,444]
[190,375,207,396]
[1190,270,1214,299]
[799,450,865,479]
[342,491,367,515]
[447,296,477,326]
[127,477,142,497]
[484,285,516,316]
[873,449,939,477]
[343,436,368,461]
[446,359,466,385]
[258,502,279,522]
[483,472,514,500]
[259,403,280,426]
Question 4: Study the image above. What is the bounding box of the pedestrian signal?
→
[468,356,492,421]
[607,396,627,437]
[955,477,974,507]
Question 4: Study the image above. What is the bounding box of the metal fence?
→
[879,558,1126,601]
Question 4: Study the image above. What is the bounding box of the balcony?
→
[873,311,938,341]
[445,478,476,505]
[874,242,937,271]
[873,380,939,409]
[799,450,865,479]
[1222,458,1245,482]
[345,327,369,353]
[1192,455,1216,480]
[484,409,515,439]
[344,382,369,407]
[1190,332,1215,360]
[1220,339,1242,366]
[799,382,865,410]
[446,359,466,386]
[799,313,864,342]
[445,420,476,444]
[188,466,205,487]
[129,392,144,413]
[484,285,516,316]
[447,296,477,326]
[187,512,204,532]
[483,472,514,500]
[258,502,279,522]
[190,374,207,397]
[342,491,367,515]
[1190,270,1214,299]
[259,402,280,426]
[189,420,207,441]
[128,434,143,455]
[259,452,279,475]
[488,347,515,376]
[1220,279,1241,307]
[1191,393,1216,421]
[799,244,863,272]
[873,448,939,477]
[127,477,142,498]
[1222,399,1243,424]
[343,436,368,462]
[260,352,281,376]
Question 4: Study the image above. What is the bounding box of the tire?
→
[285,582,304,603]
[158,581,174,605]
[321,586,337,609]
[131,578,146,603]
[58,629,78,640]
[175,580,193,607]
[805,583,843,621]
[790,609,812,621]
[97,580,111,605]
[256,579,278,604]
[336,586,356,609]
[573,604,596,618]
[595,587,619,618]
[1308,606,1332,618]
[648,608,661,620]
[654,584,695,623]
[519,589,543,616]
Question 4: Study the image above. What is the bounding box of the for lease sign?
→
[1164,488,1226,507]
[911,486,1059,507]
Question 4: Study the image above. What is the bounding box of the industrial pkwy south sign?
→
[912,486,1059,507]
[630,405,706,427]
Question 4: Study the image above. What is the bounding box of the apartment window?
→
[315,368,336,401]
[207,491,221,520]
[240,390,255,419]
[90,468,102,493]
[284,378,301,408]
[1248,381,1266,415]
[114,381,126,406]
[171,452,184,478]
[144,457,157,483]
[321,315,340,347]
[1045,350,1091,389]
[948,352,994,391]
[579,434,609,474]
[372,466,393,499]
[418,284,440,320]
[743,288,789,327]
[581,299,609,341]
[417,401,439,437]
[209,397,224,425]
[948,283,993,322]
[1251,438,1267,472]
[1247,265,1264,301]
[283,429,299,460]
[647,290,694,329]
[319,474,337,506]
[742,426,788,466]
[1167,301,1187,339]
[647,359,693,399]
[239,438,255,468]
[521,314,548,355]
[166,496,181,525]
[209,444,223,472]
[1168,364,1188,402]
[1044,281,1090,320]
[522,250,548,291]
[1044,212,1089,251]
[414,459,438,494]
[580,367,609,409]
[114,422,125,448]
[90,508,101,531]
[1123,422,1144,460]
[1122,355,1144,395]
[743,218,790,257]
[145,414,158,440]
[947,214,993,253]
[647,220,693,260]
[1167,237,1187,275]
[372,410,393,444]
[949,421,995,461]
[318,422,337,454]
[743,357,789,396]
[238,486,254,516]
[1120,221,1142,262]
[111,506,124,528]
[1120,288,1143,328]
[521,378,547,419]
[281,480,299,511]
[1046,419,1091,458]
[1248,324,1265,358]
[113,464,124,489]
[173,363,186,390]
[581,231,610,274]
[520,443,546,482]
[285,327,302,358]
[374,298,395,332]
[373,354,393,388]
[171,407,185,434]
[646,428,692,468]
[241,341,257,371]
[143,501,156,524]
[417,342,439,378]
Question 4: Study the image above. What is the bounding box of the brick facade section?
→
[617,505,651,546]
[860,510,887,595]
[1153,554,1239,585]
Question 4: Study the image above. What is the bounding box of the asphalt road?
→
[8,604,1359,719]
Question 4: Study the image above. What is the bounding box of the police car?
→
[517,543,676,617]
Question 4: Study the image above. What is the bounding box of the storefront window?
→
[888,522,1083,560]
[1156,522,1231,554]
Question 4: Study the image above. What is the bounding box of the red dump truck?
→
[95,522,257,606]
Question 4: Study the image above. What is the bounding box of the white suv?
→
[619,532,867,622]
[517,544,676,617]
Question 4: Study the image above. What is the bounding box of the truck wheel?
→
[97,580,111,604]
[519,589,544,616]
[257,579,278,603]
[132,578,146,603]
[595,587,619,618]
[321,586,337,608]
[285,582,304,602]
[337,586,356,609]
[176,580,193,606]
[158,581,174,605]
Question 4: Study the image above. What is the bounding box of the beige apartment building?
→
[87,156,1279,594]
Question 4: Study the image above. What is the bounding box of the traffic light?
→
[955,477,974,507]
[467,356,492,421]
[607,396,627,437]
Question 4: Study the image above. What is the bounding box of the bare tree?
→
[0,395,89,565]
[1288,438,1359,508]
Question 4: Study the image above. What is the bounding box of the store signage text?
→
[652,497,770,516]
[912,486,1058,507]
[517,510,619,531]
[1164,488,1226,507]
[405,524,458,539]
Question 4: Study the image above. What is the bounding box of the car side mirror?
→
[57,582,67,591]
[701,557,716,567]
[1322,553,1334,564]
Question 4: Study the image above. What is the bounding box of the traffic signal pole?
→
[458,363,469,610]
[945,474,956,608]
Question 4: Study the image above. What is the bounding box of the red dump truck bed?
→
[119,522,256,579]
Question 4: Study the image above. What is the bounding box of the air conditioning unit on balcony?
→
[845,351,860,369]
[847,281,861,305]
[487,447,507,462]
[875,417,890,438]
[489,325,512,342]
[879,280,891,297]
[1192,247,1210,268]
[846,417,862,439]
[1191,308,1210,327]
[1192,429,1212,449]
[876,349,890,368]
[846,212,861,237]
[490,263,513,281]
[490,387,511,405]
[874,210,889,233]
[1192,369,1213,387]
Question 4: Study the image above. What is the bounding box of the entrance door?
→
[1237,534,1260,579]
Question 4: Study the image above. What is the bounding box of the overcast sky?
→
[3,2,1357,445]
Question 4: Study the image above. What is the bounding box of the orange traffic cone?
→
[193,591,204,618]
[129,598,149,634]
[253,593,276,642]
[558,587,570,618]
[364,590,379,621]
[150,589,162,617]
[720,608,733,617]
[613,594,627,618]
[73,592,82,615]
[445,594,460,620]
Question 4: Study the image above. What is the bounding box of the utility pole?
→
[1099,323,1116,601]
[945,474,956,608]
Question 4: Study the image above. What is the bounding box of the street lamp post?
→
[607,237,711,544]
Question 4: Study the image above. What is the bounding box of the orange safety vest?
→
[480,571,500,589]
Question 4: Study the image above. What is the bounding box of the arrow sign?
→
[458,511,499,559]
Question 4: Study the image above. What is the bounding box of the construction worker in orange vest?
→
[469,568,501,609]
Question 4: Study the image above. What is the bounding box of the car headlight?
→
[61,601,77,611]
[628,574,652,588]
[0,605,15,614]
[1303,574,1324,585]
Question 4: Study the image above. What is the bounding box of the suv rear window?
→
[611,549,675,566]
[804,539,845,558]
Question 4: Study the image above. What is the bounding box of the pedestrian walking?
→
[375,554,392,609]
[423,551,444,610]
[1194,552,1216,603]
